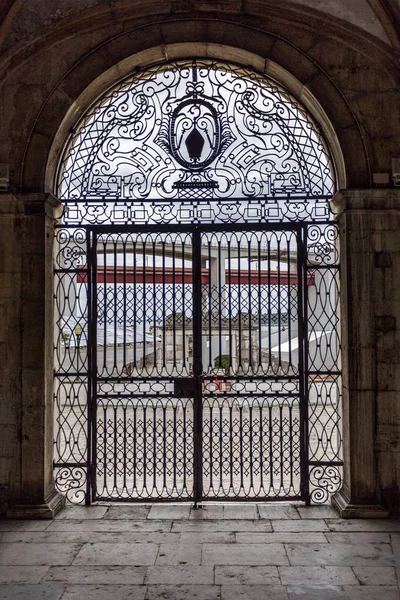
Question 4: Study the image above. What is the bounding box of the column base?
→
[332,488,388,519]
[6,488,65,519]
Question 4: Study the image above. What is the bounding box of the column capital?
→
[331,188,400,215]
[18,193,63,218]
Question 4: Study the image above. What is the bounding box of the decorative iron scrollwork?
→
[57,60,335,225]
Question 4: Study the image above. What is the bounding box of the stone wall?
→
[0,2,400,515]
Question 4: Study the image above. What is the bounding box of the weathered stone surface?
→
[279,566,359,586]
[202,543,289,565]
[215,565,280,585]
[285,543,394,567]
[43,566,146,584]
[0,542,82,566]
[72,542,158,566]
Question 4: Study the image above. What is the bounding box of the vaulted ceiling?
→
[0,0,399,52]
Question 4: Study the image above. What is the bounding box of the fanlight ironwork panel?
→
[57,60,335,226]
[53,59,342,505]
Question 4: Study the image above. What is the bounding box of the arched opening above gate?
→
[56,59,337,225]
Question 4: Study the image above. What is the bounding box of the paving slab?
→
[343,586,400,599]
[145,585,219,600]
[279,566,359,586]
[145,565,214,585]
[172,519,272,532]
[202,542,289,565]
[286,584,346,599]
[61,584,146,600]
[0,543,82,566]
[43,566,146,584]
[105,506,150,520]
[215,565,280,585]
[190,505,224,519]
[1,531,91,543]
[272,519,329,532]
[72,542,158,566]
[221,584,289,599]
[47,519,172,533]
[156,542,202,565]
[0,584,65,600]
[297,506,338,519]
[55,506,109,520]
[352,566,398,586]
[327,520,400,532]
[0,566,50,584]
[325,532,391,544]
[223,505,258,519]
[148,505,191,520]
[0,521,50,532]
[89,532,180,544]
[180,531,234,544]
[258,505,300,520]
[236,532,327,544]
[286,542,394,567]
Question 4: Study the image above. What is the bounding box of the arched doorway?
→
[53,59,342,505]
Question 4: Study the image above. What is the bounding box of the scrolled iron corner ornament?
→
[54,466,87,505]
[54,59,343,505]
[309,465,342,505]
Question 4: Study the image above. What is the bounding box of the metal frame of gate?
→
[53,59,343,505]
[54,217,342,505]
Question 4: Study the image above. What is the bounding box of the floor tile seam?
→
[282,541,292,566]
[36,565,52,584]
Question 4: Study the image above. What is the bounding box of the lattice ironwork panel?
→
[202,395,301,499]
[95,397,194,500]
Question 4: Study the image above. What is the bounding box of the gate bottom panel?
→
[95,396,194,501]
[202,394,301,499]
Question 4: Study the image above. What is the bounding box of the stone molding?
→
[331,189,400,214]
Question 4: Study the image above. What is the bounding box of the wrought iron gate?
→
[53,59,342,504]
[54,220,342,504]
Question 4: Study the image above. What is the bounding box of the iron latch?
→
[174,378,196,398]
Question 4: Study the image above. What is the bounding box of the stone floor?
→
[1,503,400,599]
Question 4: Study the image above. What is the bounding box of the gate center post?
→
[192,227,204,506]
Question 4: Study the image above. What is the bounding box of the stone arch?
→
[12,15,390,195]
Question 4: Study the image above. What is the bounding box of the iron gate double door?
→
[88,222,309,503]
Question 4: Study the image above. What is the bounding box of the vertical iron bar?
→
[192,227,203,505]
[123,238,127,373]
[162,241,166,372]
[217,236,222,365]
[277,236,282,369]
[247,236,252,373]
[257,238,262,371]
[227,239,233,375]
[143,237,147,372]
[182,236,186,371]
[113,239,117,374]
[287,236,292,368]
[267,239,272,371]
[172,240,176,369]
[133,238,137,370]
[102,237,107,376]
[297,225,309,502]
[86,229,94,504]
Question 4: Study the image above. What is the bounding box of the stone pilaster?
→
[3,193,64,518]
[331,189,400,517]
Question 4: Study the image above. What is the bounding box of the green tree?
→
[214,354,231,376]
